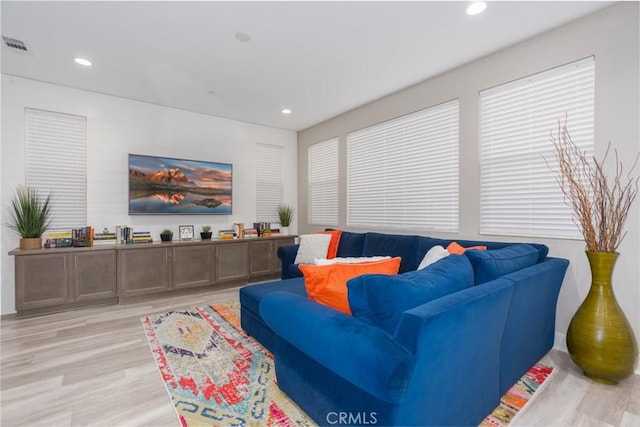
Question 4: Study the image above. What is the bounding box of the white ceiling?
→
[1,1,612,131]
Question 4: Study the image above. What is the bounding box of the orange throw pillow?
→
[315,230,342,259]
[446,241,487,255]
[300,257,401,315]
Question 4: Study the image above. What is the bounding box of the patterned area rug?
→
[141,301,313,426]
[481,364,554,427]
[142,301,553,427]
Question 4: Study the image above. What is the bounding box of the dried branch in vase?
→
[549,118,639,253]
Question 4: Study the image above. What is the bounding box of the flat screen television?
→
[128,154,232,215]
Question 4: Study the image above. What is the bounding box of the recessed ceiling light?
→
[235,32,251,42]
[466,1,487,16]
[74,57,92,66]
[281,109,292,115]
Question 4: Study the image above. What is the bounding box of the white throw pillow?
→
[294,234,332,264]
[314,256,391,266]
[417,245,449,270]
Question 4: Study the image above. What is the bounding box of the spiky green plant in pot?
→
[278,205,294,227]
[7,186,52,249]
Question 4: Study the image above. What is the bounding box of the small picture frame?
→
[179,225,194,241]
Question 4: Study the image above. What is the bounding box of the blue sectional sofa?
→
[239,231,569,426]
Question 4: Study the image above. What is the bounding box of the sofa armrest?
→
[277,243,300,279]
[393,279,514,426]
[260,292,413,404]
[497,257,569,393]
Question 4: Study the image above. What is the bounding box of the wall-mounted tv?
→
[128,154,232,215]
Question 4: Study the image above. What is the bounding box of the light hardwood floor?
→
[1,285,638,427]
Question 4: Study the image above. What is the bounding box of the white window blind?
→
[347,100,459,231]
[25,108,87,232]
[479,57,595,239]
[256,143,284,223]
[308,137,339,225]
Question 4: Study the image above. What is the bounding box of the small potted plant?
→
[277,204,294,235]
[201,225,212,240]
[160,228,173,242]
[261,227,272,238]
[7,186,52,250]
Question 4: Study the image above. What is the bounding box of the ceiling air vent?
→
[2,36,29,52]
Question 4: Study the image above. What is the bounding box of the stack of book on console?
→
[243,228,259,238]
[113,226,153,244]
[72,226,94,247]
[131,231,153,244]
[44,232,73,248]
[94,231,117,245]
[218,229,236,239]
[115,225,131,244]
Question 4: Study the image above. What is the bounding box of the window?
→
[25,108,87,232]
[479,57,595,239]
[347,100,459,231]
[256,143,283,223]
[308,138,339,225]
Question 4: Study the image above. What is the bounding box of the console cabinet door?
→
[215,241,249,283]
[72,250,117,302]
[250,240,273,277]
[172,245,212,289]
[118,247,171,297]
[15,253,69,310]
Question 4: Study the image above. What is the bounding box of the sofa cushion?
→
[529,244,550,263]
[348,254,474,334]
[417,245,449,270]
[316,230,342,259]
[239,277,307,317]
[362,232,420,273]
[294,234,332,264]
[300,258,401,314]
[335,231,367,257]
[456,240,549,263]
[416,236,451,263]
[315,256,391,265]
[464,244,540,285]
[446,241,487,254]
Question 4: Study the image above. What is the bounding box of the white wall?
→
[1,75,297,315]
[297,2,640,368]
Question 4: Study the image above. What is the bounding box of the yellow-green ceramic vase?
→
[566,251,638,384]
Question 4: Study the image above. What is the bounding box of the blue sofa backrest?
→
[361,232,420,273]
[335,230,367,257]
[334,231,549,274]
[279,230,551,281]
[416,237,549,263]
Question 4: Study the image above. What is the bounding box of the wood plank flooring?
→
[1,285,638,426]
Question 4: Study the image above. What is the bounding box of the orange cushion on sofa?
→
[315,230,342,259]
[446,241,487,255]
[299,257,401,315]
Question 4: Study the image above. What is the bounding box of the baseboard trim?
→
[0,311,18,320]
[554,331,640,376]
[553,332,568,353]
